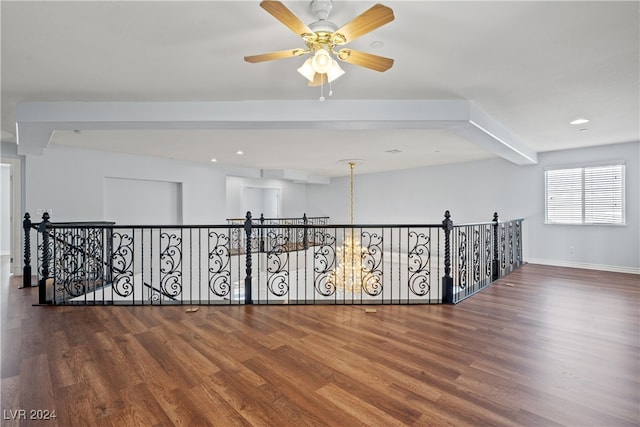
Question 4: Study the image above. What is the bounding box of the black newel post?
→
[492,212,500,281]
[39,212,52,304]
[259,213,265,253]
[105,227,114,286]
[244,211,253,304]
[22,213,32,288]
[302,213,308,250]
[442,210,454,304]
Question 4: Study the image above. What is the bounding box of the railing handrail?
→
[226,216,330,221]
[30,221,116,228]
[43,222,448,230]
[46,223,242,230]
[455,218,524,227]
[43,221,116,226]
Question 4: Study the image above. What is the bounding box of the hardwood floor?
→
[1,261,638,426]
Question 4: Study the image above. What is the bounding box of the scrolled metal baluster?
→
[208,231,231,297]
[515,220,522,265]
[59,228,86,299]
[86,228,105,292]
[508,222,514,266]
[111,231,134,298]
[266,229,289,298]
[313,230,336,297]
[484,225,492,279]
[472,228,481,284]
[457,229,468,289]
[408,231,431,297]
[361,231,383,296]
[160,231,183,299]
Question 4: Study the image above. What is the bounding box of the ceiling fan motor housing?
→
[310,0,333,20]
[309,0,338,34]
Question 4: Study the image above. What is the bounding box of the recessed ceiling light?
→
[384,149,402,154]
[370,40,384,49]
[235,150,244,155]
[210,158,217,163]
[570,118,589,125]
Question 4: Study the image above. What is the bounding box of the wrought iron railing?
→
[228,213,330,255]
[23,211,523,305]
[226,213,330,226]
[448,213,523,303]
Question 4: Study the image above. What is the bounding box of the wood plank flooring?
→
[1,261,638,426]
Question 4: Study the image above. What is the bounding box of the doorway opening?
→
[0,158,22,276]
[242,186,281,219]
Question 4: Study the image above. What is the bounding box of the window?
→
[545,163,625,225]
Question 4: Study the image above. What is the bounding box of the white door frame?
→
[1,157,23,276]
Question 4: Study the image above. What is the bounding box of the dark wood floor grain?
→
[1,261,638,426]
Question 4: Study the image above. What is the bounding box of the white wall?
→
[531,142,639,272]
[22,141,639,273]
[306,158,534,224]
[306,141,640,273]
[25,145,227,224]
[1,164,11,255]
[104,177,182,225]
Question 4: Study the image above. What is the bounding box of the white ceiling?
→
[1,1,638,178]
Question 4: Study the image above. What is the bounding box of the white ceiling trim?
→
[16,100,538,168]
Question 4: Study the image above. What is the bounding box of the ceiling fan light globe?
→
[327,59,345,82]
[297,58,316,82]
[311,48,332,74]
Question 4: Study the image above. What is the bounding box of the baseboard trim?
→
[526,258,640,275]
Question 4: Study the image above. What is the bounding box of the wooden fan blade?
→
[337,49,394,72]
[244,49,305,63]
[308,73,327,87]
[334,4,394,44]
[260,0,313,36]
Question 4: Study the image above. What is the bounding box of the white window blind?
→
[545,163,625,225]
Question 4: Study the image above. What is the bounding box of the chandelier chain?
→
[349,161,355,225]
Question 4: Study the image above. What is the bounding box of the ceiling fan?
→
[244,0,395,87]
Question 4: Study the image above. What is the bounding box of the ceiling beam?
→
[16,100,537,165]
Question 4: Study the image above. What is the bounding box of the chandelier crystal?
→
[332,229,367,295]
[330,161,374,297]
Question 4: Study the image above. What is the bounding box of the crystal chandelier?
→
[330,161,371,296]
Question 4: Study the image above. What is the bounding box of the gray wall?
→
[306,141,639,273]
[1,164,10,255]
[25,145,227,224]
[1,142,25,274]
[18,140,640,273]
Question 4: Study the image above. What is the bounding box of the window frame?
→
[544,161,626,226]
